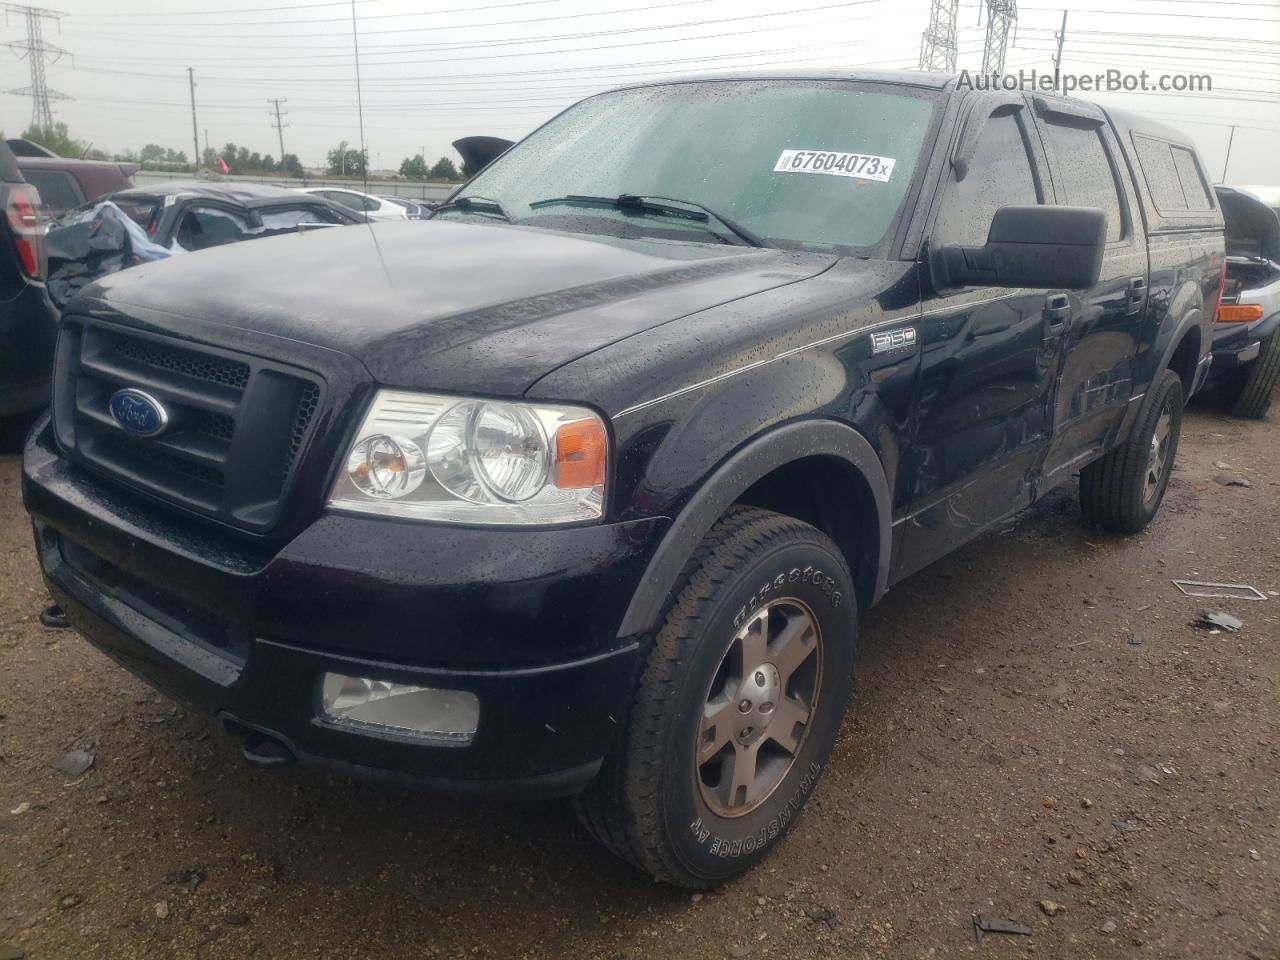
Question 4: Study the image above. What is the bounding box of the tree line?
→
[12,124,466,182]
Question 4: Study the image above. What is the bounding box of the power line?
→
[72,0,582,21]
[63,0,886,54]
[62,7,910,79]
[1019,5,1279,21]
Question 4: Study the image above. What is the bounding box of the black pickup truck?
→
[0,141,57,421]
[22,70,1224,888]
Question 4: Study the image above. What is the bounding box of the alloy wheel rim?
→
[695,599,823,818]
[1143,401,1174,504]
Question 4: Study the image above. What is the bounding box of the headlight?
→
[328,390,607,524]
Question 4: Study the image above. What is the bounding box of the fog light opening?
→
[319,673,479,745]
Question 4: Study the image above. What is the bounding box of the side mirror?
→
[931,205,1106,291]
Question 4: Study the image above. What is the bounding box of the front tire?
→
[1080,369,1184,533]
[574,506,856,888]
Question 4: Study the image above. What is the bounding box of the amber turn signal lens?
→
[554,419,606,489]
[1217,303,1264,324]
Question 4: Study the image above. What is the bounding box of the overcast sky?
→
[1,0,1276,183]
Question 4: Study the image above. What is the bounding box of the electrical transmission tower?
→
[918,0,959,72]
[3,3,70,129]
[980,0,1018,75]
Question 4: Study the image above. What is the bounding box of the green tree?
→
[399,154,428,179]
[139,143,167,163]
[326,145,367,176]
[429,156,459,181]
[20,122,84,158]
[280,153,303,176]
[201,146,217,168]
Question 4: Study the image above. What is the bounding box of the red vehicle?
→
[6,140,138,215]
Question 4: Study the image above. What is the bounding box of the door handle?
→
[1126,276,1147,316]
[1043,293,1071,334]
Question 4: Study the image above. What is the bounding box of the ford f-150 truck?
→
[22,70,1225,888]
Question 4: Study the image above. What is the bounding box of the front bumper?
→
[23,420,668,796]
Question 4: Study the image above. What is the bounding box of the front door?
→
[895,101,1066,580]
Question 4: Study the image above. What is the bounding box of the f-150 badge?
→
[870,327,918,354]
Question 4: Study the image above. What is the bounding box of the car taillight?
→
[6,183,47,279]
[1217,303,1264,325]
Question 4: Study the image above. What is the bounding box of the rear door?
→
[1030,95,1149,478]
[897,96,1064,578]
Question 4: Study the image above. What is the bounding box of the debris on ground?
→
[1112,820,1142,833]
[38,603,69,629]
[0,944,26,960]
[1195,610,1243,633]
[1038,900,1067,917]
[1101,920,1118,934]
[1214,474,1252,487]
[154,901,169,920]
[973,913,1033,943]
[51,749,95,778]
[9,803,30,815]
[162,865,206,894]
[1172,580,1267,601]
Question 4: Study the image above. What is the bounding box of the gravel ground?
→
[0,404,1276,960]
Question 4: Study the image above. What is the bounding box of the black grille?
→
[54,320,324,535]
[114,338,250,390]
[286,382,321,471]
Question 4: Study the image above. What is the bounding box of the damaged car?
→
[46,181,363,308]
[1210,185,1280,418]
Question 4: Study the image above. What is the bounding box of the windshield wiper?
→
[433,194,513,222]
[528,193,769,248]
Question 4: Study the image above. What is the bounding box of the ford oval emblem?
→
[108,388,169,437]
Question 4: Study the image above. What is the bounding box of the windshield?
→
[445,80,938,253]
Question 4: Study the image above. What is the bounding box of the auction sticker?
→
[773,149,896,182]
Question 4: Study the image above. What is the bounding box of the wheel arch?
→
[616,420,892,639]
[1131,304,1205,433]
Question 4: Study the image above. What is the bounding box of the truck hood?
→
[1217,186,1280,263]
[82,219,836,395]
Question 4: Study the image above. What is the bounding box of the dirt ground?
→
[0,403,1276,960]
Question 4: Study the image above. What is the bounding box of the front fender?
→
[616,419,892,638]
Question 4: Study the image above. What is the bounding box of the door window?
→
[1132,135,1188,214]
[1170,147,1213,211]
[22,169,83,214]
[1042,119,1126,242]
[933,108,1042,247]
[324,190,366,212]
[174,206,250,251]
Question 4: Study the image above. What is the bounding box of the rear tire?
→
[1080,369,1184,533]
[1229,332,1280,419]
[574,506,856,888]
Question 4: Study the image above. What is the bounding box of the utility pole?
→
[187,67,200,174]
[918,0,959,72]
[1222,125,1237,183]
[2,3,71,129]
[203,128,210,163]
[267,97,288,163]
[1052,9,1068,74]
[980,0,1018,75]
